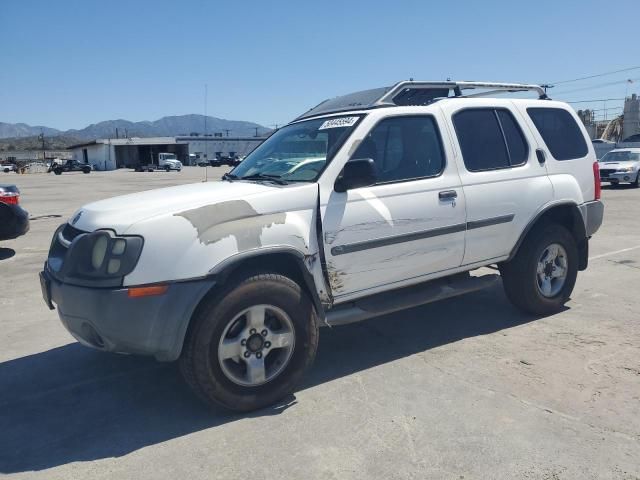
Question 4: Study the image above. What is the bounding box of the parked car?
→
[591,139,614,144]
[622,134,640,143]
[211,154,241,167]
[1,164,16,173]
[50,160,92,175]
[40,80,603,412]
[0,185,29,240]
[598,148,640,186]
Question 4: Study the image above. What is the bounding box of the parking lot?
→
[1,167,639,479]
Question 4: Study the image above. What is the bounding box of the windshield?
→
[163,154,177,160]
[230,115,363,182]
[600,151,640,162]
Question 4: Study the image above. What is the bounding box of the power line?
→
[552,77,639,96]
[566,98,625,104]
[551,66,640,85]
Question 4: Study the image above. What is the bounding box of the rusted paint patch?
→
[326,260,346,294]
[175,200,286,250]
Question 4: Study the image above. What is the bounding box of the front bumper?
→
[600,172,638,183]
[41,267,215,361]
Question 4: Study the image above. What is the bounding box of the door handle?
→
[536,149,546,165]
[439,190,457,200]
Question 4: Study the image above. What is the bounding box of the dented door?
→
[320,113,466,301]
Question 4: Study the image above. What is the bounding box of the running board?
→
[325,273,501,326]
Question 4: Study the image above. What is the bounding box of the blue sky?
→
[1,0,639,130]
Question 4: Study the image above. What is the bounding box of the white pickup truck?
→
[41,80,603,411]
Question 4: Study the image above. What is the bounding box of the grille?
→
[600,169,615,176]
[60,223,86,244]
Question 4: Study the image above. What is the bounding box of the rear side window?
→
[527,107,588,160]
[453,108,528,171]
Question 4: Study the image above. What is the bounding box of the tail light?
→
[592,162,601,200]
[0,192,19,205]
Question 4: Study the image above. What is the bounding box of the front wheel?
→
[500,224,578,315]
[180,273,319,411]
[632,173,640,188]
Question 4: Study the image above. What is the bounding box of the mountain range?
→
[0,114,271,140]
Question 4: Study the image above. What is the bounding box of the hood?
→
[69,181,294,233]
[600,160,639,168]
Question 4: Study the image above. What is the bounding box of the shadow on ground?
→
[0,284,539,473]
[0,248,16,261]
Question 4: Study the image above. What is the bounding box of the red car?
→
[0,185,29,240]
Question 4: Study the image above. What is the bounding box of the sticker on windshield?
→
[319,117,359,130]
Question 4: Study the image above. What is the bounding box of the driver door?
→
[320,113,466,301]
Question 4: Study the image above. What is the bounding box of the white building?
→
[68,136,266,170]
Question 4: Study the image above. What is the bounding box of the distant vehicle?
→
[135,152,182,172]
[622,134,640,143]
[0,185,29,240]
[598,148,640,187]
[211,154,242,167]
[591,139,614,144]
[1,164,16,173]
[50,160,92,175]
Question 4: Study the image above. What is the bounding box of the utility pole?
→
[224,129,230,137]
[254,127,259,137]
[541,84,554,95]
[39,130,45,163]
[204,84,208,182]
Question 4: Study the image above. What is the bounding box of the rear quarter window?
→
[527,107,588,161]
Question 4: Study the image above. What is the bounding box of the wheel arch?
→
[177,247,327,360]
[507,202,588,270]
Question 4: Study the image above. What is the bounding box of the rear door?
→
[520,104,596,202]
[320,111,466,301]
[441,100,554,265]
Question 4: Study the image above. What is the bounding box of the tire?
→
[165,165,171,172]
[180,273,319,411]
[54,169,62,175]
[632,173,640,188]
[500,223,578,315]
[82,167,91,174]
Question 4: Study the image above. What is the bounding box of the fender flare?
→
[507,201,587,265]
[209,246,327,321]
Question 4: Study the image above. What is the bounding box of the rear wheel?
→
[82,167,91,174]
[500,223,578,315]
[180,273,319,411]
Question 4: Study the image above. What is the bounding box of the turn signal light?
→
[593,162,601,200]
[127,285,169,298]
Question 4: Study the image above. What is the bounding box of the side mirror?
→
[334,158,377,193]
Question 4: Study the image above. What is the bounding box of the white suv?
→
[40,81,604,411]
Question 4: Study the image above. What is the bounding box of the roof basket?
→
[296,80,549,121]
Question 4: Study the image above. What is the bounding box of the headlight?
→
[58,230,144,287]
[616,167,633,172]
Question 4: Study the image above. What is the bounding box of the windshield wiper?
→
[238,173,290,185]
[222,172,238,181]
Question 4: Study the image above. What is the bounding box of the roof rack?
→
[295,80,549,121]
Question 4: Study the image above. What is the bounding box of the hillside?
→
[0,114,271,141]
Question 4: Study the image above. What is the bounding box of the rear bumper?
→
[580,200,604,237]
[42,267,215,361]
[0,204,29,240]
